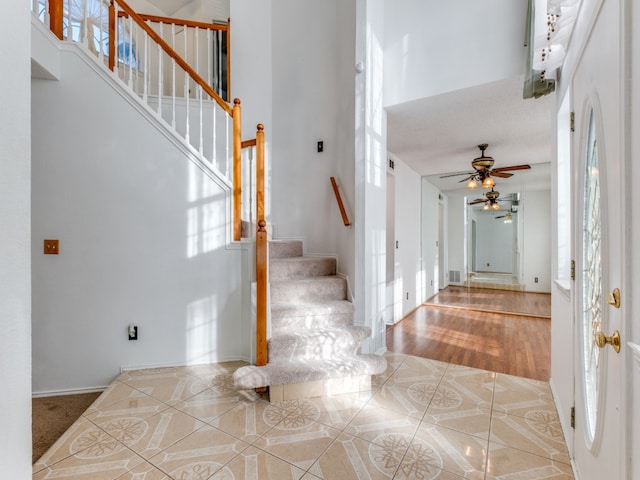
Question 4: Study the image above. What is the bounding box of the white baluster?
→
[194,27,203,155]
[157,22,163,117]
[66,0,72,41]
[142,29,148,102]
[98,0,104,62]
[171,22,176,129]
[184,23,189,144]
[225,112,230,178]
[127,14,133,88]
[212,91,217,167]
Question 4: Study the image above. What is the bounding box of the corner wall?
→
[1,1,31,475]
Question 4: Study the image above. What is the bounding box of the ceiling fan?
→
[495,211,514,223]
[441,144,532,189]
[468,188,507,210]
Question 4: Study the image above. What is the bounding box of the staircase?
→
[233,239,386,401]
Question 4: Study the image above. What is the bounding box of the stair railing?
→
[41,0,244,240]
[37,0,268,366]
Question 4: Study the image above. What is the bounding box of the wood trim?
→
[117,11,228,31]
[113,0,232,115]
[241,139,257,149]
[232,99,242,241]
[108,1,116,71]
[255,124,268,366]
[49,0,63,39]
[330,177,351,226]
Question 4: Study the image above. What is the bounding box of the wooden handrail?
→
[118,12,229,31]
[330,177,351,226]
[110,0,232,116]
[241,139,257,149]
[255,124,268,367]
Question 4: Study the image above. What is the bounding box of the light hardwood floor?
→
[386,286,552,381]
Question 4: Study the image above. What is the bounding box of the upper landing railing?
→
[33,0,269,366]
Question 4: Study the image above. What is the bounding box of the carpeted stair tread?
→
[233,354,387,389]
[270,276,347,304]
[270,256,336,282]
[267,325,371,362]
[271,300,354,330]
[269,240,303,259]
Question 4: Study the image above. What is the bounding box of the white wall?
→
[1,1,31,475]
[387,156,422,321]
[31,46,249,393]
[421,178,443,299]
[383,0,528,107]
[474,211,515,273]
[446,193,467,284]
[268,0,355,262]
[521,189,551,292]
[354,0,387,353]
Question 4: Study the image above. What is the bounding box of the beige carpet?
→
[32,392,101,464]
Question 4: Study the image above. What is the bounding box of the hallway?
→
[386,287,551,381]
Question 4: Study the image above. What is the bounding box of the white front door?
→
[572,1,626,478]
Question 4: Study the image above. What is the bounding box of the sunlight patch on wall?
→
[186,295,218,364]
[187,163,227,258]
[365,23,385,189]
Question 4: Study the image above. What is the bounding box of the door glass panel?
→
[582,108,601,440]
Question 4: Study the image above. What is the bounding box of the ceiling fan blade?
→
[490,171,513,178]
[495,215,506,219]
[468,199,487,205]
[440,171,474,178]
[492,164,531,172]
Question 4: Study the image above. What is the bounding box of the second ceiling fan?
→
[441,143,531,189]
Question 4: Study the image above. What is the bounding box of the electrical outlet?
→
[535,277,539,283]
[317,141,324,152]
[128,325,138,341]
[44,239,59,255]
[406,292,409,300]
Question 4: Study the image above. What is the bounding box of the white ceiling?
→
[386,76,555,195]
[153,0,554,198]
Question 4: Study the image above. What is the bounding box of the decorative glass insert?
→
[582,108,602,440]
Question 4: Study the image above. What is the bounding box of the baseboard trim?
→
[120,356,249,373]
[32,386,108,398]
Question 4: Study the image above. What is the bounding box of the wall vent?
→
[449,270,461,283]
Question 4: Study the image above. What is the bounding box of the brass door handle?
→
[595,330,621,353]
[606,288,621,308]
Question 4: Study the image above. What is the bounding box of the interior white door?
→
[572,1,625,478]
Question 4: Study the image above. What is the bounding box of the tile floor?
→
[33,353,574,479]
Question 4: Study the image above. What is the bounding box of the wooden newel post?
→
[255,124,268,367]
[49,0,64,40]
[232,98,242,241]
